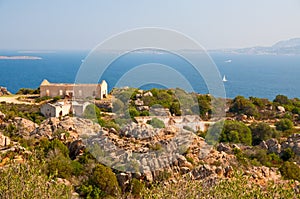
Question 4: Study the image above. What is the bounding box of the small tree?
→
[273,95,290,105]
[89,164,120,197]
[220,120,252,145]
[250,122,278,145]
[275,118,293,131]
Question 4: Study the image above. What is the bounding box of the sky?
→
[0,0,300,50]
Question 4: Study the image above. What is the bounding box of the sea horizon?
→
[0,49,299,100]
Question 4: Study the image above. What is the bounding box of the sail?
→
[222,75,227,82]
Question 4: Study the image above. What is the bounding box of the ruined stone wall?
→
[40,84,106,99]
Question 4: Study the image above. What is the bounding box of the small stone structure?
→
[39,79,108,99]
[41,102,72,118]
[41,101,91,118]
[72,101,91,116]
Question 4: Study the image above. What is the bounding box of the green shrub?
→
[89,164,120,197]
[230,96,259,118]
[250,122,278,145]
[142,172,299,198]
[220,120,252,145]
[35,96,51,103]
[280,148,295,161]
[170,102,181,116]
[147,117,165,128]
[16,88,39,95]
[130,178,144,196]
[79,184,104,199]
[46,151,74,179]
[279,161,300,181]
[275,118,294,131]
[274,95,290,105]
[0,157,71,198]
[43,138,69,157]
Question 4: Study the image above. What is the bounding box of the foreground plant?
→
[0,158,71,199]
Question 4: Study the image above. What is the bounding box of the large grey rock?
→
[281,133,300,156]
[265,138,281,154]
[13,117,38,137]
[32,117,100,140]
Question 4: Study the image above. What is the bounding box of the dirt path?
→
[0,95,36,105]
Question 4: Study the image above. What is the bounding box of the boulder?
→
[192,164,214,180]
[13,117,38,137]
[68,140,85,159]
[217,143,231,153]
[281,133,300,156]
[144,170,153,182]
[277,106,285,113]
[32,117,101,141]
[0,132,10,147]
[0,86,11,96]
[259,140,268,150]
[265,138,281,154]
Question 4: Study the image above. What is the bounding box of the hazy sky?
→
[1,0,300,50]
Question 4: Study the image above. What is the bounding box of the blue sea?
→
[0,50,299,100]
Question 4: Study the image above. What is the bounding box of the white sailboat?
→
[222,75,227,82]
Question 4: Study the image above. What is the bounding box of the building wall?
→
[41,103,71,118]
[40,104,56,117]
[72,102,90,116]
[40,80,108,99]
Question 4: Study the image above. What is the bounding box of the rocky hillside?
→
[1,108,300,198]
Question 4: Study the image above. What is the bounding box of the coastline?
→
[0,55,42,60]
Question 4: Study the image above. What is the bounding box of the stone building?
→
[40,102,72,118]
[39,79,108,99]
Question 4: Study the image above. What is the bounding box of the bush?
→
[280,148,295,161]
[250,122,278,145]
[230,96,259,118]
[16,88,39,95]
[275,118,294,131]
[170,102,181,116]
[0,157,71,198]
[279,161,300,181]
[220,120,252,145]
[274,95,290,105]
[46,150,74,179]
[35,96,51,103]
[79,184,104,199]
[147,118,165,128]
[89,164,120,197]
[130,178,144,196]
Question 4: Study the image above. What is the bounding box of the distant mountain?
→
[212,38,300,55]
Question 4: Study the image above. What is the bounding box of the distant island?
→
[0,55,42,60]
[211,38,300,55]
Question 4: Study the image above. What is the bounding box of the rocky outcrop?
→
[264,138,281,154]
[0,132,10,147]
[0,87,11,96]
[281,133,300,156]
[68,140,85,159]
[277,106,285,113]
[13,117,38,137]
[32,116,101,141]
